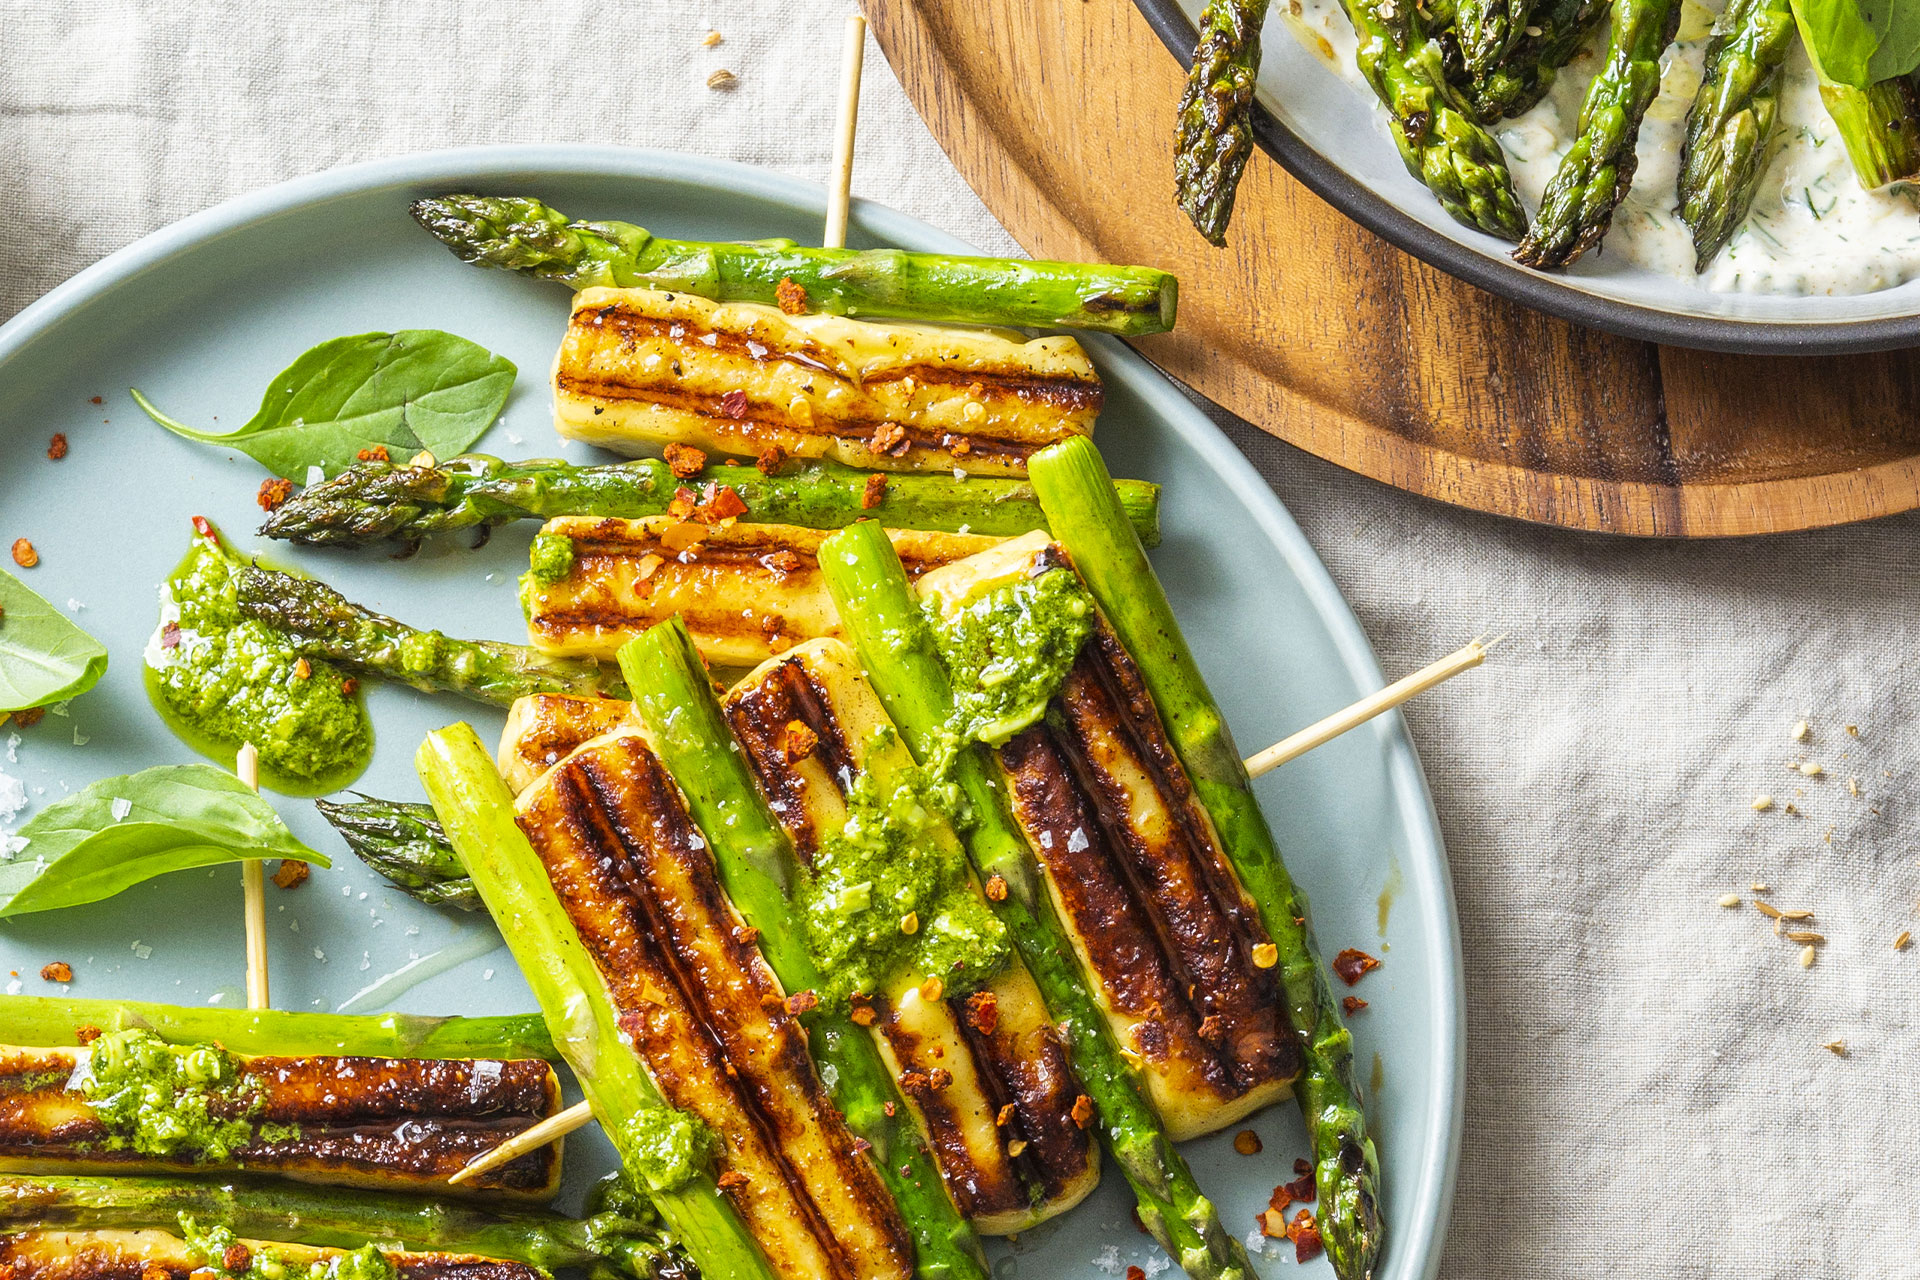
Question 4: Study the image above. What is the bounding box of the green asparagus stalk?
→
[1462,0,1609,120]
[617,621,989,1280]
[233,564,626,707]
[1027,437,1379,1280]
[1513,0,1684,268]
[0,1175,692,1280]
[260,455,1163,550]
[1339,0,1531,238]
[416,724,775,1280]
[412,196,1178,337]
[817,522,1251,1280]
[1676,0,1795,269]
[1819,72,1920,189]
[1174,0,1274,245]
[0,995,554,1062]
[315,797,479,911]
[1455,0,1533,77]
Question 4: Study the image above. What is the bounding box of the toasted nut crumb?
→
[1791,720,1810,741]
[1799,762,1823,776]
[849,1002,876,1027]
[14,706,44,728]
[919,976,944,1002]
[1342,996,1368,1015]
[716,1170,749,1190]
[1006,1138,1028,1157]
[272,860,309,890]
[1751,882,1770,894]
[257,477,294,511]
[703,29,724,45]
[664,442,708,479]
[785,989,818,1017]
[1751,795,1773,811]
[1846,724,1859,737]
[47,434,68,460]
[984,873,1008,902]
[861,473,889,510]
[11,539,38,568]
[1799,945,1817,968]
[223,1244,252,1273]
[40,962,72,983]
[142,1265,170,1280]
[355,444,390,463]
[1754,900,1783,920]
[996,1103,1016,1126]
[1823,1039,1847,1056]
[1070,1094,1094,1129]
[1234,1129,1263,1155]
[410,450,436,467]
[775,277,809,315]
[899,911,918,935]
[1717,893,1741,908]
[293,657,312,680]
[706,68,738,90]
[1252,942,1279,969]
[1896,931,1912,951]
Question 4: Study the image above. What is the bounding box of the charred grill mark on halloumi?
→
[522,518,998,669]
[723,642,1099,1233]
[552,288,1101,476]
[497,692,632,795]
[0,1049,559,1198]
[516,734,910,1280]
[0,1230,544,1280]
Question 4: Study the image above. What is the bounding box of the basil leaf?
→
[0,569,109,713]
[0,764,328,918]
[131,330,517,481]
[1792,0,1920,86]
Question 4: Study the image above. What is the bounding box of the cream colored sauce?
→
[1279,0,1920,295]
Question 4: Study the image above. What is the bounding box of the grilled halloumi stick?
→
[521,517,998,668]
[0,1046,560,1199]
[515,732,911,1280]
[497,689,631,794]
[723,641,1099,1234]
[553,287,1101,476]
[917,534,1302,1140]
[0,1230,545,1280]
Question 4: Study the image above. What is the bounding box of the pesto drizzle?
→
[81,1029,294,1160]
[178,1214,399,1280]
[926,565,1094,748]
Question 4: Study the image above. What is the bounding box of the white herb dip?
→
[1278,0,1920,295]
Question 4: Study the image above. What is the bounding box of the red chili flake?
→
[882,1100,896,1117]
[142,1266,170,1280]
[1257,1206,1289,1239]
[849,1000,877,1028]
[1070,1094,1094,1129]
[949,435,973,458]
[13,706,45,728]
[759,549,802,575]
[718,389,751,419]
[900,1070,931,1095]
[1283,1173,1316,1204]
[1129,1206,1148,1235]
[781,719,819,763]
[984,873,1009,902]
[10,539,38,568]
[191,515,215,539]
[355,444,391,463]
[257,477,294,511]
[223,1244,252,1272]
[1287,1209,1323,1263]
[1125,1268,1146,1280]
[927,1068,953,1092]
[869,422,909,457]
[701,483,749,522]
[340,678,359,697]
[272,860,310,890]
[995,1103,1017,1127]
[1332,948,1381,986]
[664,442,708,479]
[74,1024,102,1045]
[668,486,699,520]
[1343,996,1369,1016]
[292,657,312,680]
[732,924,761,945]
[861,473,889,509]
[1293,1157,1312,1176]
[965,990,999,1035]
[1197,1013,1225,1041]
[775,277,809,315]
[784,989,819,1017]
[89,396,103,406]
[160,622,183,650]
[715,1170,749,1191]
[760,992,786,1012]
[755,445,786,475]
[46,434,68,460]
[40,962,72,984]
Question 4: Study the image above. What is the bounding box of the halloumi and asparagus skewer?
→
[412,195,1178,336]
[259,456,1161,551]
[0,1227,551,1280]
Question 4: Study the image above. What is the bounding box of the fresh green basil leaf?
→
[0,569,109,713]
[1866,1,1920,79]
[131,330,516,481]
[1792,0,1920,85]
[0,764,327,918]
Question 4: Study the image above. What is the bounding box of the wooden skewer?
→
[235,742,271,1011]
[822,13,867,250]
[1242,637,1499,779]
[447,1099,593,1185]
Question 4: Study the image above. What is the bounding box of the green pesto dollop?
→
[619,1102,712,1193]
[527,533,576,584]
[927,566,1095,747]
[82,1029,275,1160]
[798,730,1010,1010]
[178,1214,398,1280]
[145,531,371,793]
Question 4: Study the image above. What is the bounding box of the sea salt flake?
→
[110,797,132,821]
[313,948,326,961]
[5,980,20,995]
[306,465,326,488]
[483,968,495,980]
[72,728,88,746]
[131,941,153,960]
[6,732,19,763]
[48,701,69,718]
[1066,827,1090,853]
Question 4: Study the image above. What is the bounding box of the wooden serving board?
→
[862,0,1920,537]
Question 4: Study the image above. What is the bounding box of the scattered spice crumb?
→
[257,477,293,511]
[1126,1268,1145,1280]
[89,396,103,406]
[1896,931,1912,951]
[1799,945,1817,969]
[1846,724,1859,737]
[755,445,785,474]
[716,1170,749,1191]
[272,860,310,890]
[664,442,707,478]
[920,976,944,1002]
[1718,893,1741,908]
[14,707,45,728]
[785,989,818,1017]
[40,962,72,984]
[292,657,312,680]
[1070,1094,1094,1128]
[1847,777,1861,796]
[1751,882,1770,894]
[11,539,38,568]
[965,990,998,1035]
[75,1024,102,1044]
[995,1103,1016,1127]
[780,719,818,763]
[1332,948,1380,985]
[1252,942,1279,969]
[702,28,724,45]
[1286,1210,1323,1263]
[1005,1138,1028,1157]
[1233,1129,1262,1155]
[47,434,68,460]
[899,911,918,935]
[1791,720,1810,741]
[862,473,889,510]
[1823,1039,1847,1056]
[775,277,809,315]
[1342,996,1368,1015]
[354,444,390,463]
[223,1245,252,1273]
[984,873,1008,902]
[1751,795,1773,811]
[706,68,738,90]
[1294,1158,1312,1176]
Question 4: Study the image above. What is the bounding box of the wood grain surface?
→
[861,0,1920,537]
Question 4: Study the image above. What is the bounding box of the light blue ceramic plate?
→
[0,146,1460,1280]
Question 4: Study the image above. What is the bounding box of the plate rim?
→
[1132,0,1920,357]
[0,142,1465,1280]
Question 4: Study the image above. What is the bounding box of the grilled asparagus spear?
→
[1514,0,1684,268]
[1677,0,1795,268]
[818,522,1251,1280]
[553,288,1100,477]
[314,797,479,910]
[412,195,1178,336]
[1456,0,1533,78]
[1174,0,1273,245]
[260,455,1162,550]
[0,1032,562,1199]
[1463,0,1610,119]
[1029,437,1380,1280]
[1821,72,1920,189]
[0,997,552,1062]
[416,725,778,1280]
[520,517,998,669]
[0,1228,547,1280]
[0,1174,693,1280]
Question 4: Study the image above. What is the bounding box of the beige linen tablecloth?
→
[4,3,1915,1275]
